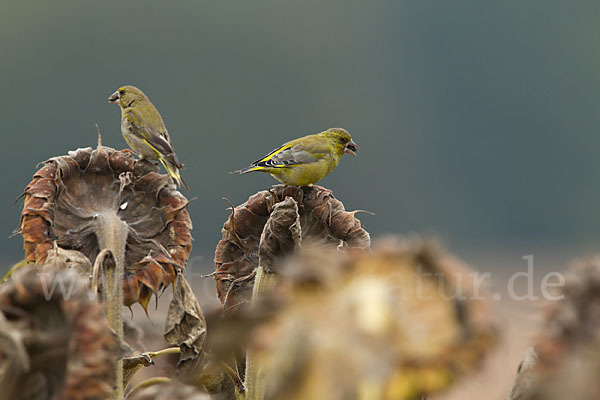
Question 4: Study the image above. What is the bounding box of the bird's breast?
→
[272,158,337,186]
[121,119,158,160]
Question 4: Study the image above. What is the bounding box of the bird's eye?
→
[340,137,348,143]
[119,90,125,96]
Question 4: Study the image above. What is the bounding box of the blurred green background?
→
[2,0,600,271]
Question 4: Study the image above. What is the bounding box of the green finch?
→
[108,85,188,189]
[235,127,358,186]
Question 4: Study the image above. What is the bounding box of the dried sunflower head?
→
[17,142,193,309]
[0,266,123,400]
[509,256,600,400]
[245,237,497,400]
[213,185,370,310]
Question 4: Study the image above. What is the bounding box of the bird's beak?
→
[344,140,359,156]
[108,91,120,104]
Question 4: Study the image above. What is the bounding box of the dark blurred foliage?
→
[2,1,600,265]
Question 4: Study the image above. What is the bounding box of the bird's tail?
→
[160,157,189,190]
[231,165,261,174]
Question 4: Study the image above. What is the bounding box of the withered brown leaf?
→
[258,196,302,274]
[164,273,207,378]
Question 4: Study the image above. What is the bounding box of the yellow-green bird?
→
[235,127,358,186]
[108,85,188,189]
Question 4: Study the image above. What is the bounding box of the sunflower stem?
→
[126,377,171,398]
[241,266,279,400]
[123,347,182,389]
[95,211,128,400]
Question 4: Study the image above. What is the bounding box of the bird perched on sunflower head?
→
[235,127,358,186]
[108,85,188,189]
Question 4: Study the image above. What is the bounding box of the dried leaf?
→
[164,274,207,379]
[258,197,301,273]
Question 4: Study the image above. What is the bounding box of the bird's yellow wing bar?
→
[257,143,293,163]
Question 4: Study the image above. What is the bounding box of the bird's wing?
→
[124,108,183,169]
[252,135,330,168]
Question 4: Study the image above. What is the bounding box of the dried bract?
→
[43,243,92,274]
[258,197,301,274]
